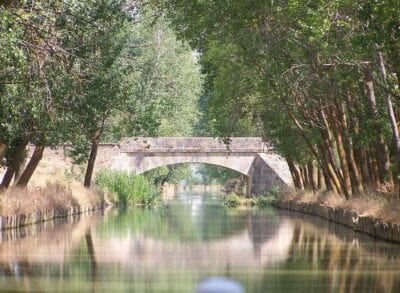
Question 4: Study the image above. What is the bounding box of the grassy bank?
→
[279,190,400,225]
[223,186,400,229]
[275,190,400,242]
[0,183,101,217]
[95,170,160,206]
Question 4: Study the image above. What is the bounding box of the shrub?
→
[253,186,281,207]
[253,195,274,207]
[267,186,281,199]
[95,170,160,206]
[223,193,242,208]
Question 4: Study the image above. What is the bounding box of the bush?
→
[268,186,281,199]
[95,170,160,206]
[223,193,242,208]
[252,196,273,207]
[253,186,281,207]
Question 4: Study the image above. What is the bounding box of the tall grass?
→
[95,170,160,206]
[0,184,80,216]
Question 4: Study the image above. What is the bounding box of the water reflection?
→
[0,191,399,292]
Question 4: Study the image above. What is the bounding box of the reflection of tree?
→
[258,221,400,292]
[0,215,102,292]
[97,204,250,242]
[85,228,97,293]
[1,204,400,292]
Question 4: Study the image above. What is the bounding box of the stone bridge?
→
[109,137,292,196]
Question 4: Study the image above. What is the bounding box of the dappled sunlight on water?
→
[0,190,400,292]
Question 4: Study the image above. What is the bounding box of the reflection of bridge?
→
[110,137,292,195]
[1,211,400,292]
[0,211,293,270]
[90,220,294,270]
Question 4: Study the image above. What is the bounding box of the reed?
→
[95,170,160,205]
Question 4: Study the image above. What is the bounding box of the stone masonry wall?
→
[120,137,267,152]
[249,154,288,195]
[20,144,292,197]
[25,144,120,175]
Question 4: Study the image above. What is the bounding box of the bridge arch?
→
[107,137,293,196]
[141,161,247,177]
[130,153,256,176]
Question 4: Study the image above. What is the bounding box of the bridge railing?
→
[119,137,270,153]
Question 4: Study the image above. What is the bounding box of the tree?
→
[157,0,400,197]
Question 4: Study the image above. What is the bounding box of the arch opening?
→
[134,155,254,176]
[141,162,249,196]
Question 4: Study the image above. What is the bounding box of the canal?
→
[0,190,400,292]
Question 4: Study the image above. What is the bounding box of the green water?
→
[0,190,400,292]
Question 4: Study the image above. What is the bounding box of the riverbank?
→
[0,184,107,230]
[274,191,400,243]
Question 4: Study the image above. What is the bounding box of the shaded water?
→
[1,190,400,292]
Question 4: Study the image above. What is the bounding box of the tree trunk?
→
[354,145,371,187]
[332,117,352,196]
[0,144,6,163]
[0,140,28,189]
[16,145,45,187]
[287,159,303,189]
[337,101,363,194]
[319,110,348,197]
[13,160,24,184]
[307,161,317,191]
[351,116,371,186]
[317,167,323,189]
[319,142,342,194]
[84,131,101,188]
[367,150,379,187]
[376,46,400,192]
[317,146,335,192]
[300,167,308,189]
[304,166,311,189]
[0,167,16,189]
[363,62,390,183]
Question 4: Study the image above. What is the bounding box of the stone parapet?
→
[120,137,269,153]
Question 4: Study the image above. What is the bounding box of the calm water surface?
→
[1,190,400,292]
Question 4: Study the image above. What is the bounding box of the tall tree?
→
[157,0,400,197]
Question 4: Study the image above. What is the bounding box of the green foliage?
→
[253,187,281,207]
[0,1,203,187]
[156,0,400,195]
[223,193,242,208]
[252,196,275,207]
[105,12,203,141]
[267,186,281,199]
[95,170,160,206]
[144,164,192,187]
[196,164,241,185]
